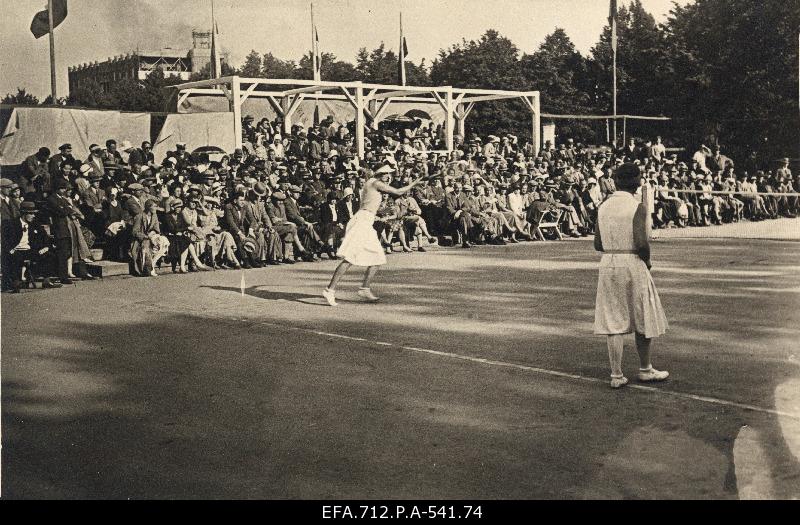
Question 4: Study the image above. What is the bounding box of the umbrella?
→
[192,146,226,155]
[404,109,432,120]
[382,114,415,123]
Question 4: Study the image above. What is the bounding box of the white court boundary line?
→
[247,319,800,421]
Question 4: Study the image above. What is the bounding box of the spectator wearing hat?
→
[104,140,124,165]
[21,147,51,195]
[84,144,106,179]
[123,183,147,224]
[242,184,278,266]
[1,200,60,292]
[48,143,75,179]
[128,141,156,173]
[1,179,20,221]
[47,179,94,283]
[445,181,475,248]
[197,196,241,269]
[102,187,127,261]
[284,185,322,261]
[161,199,203,273]
[129,199,170,277]
[317,192,344,259]
[225,191,260,268]
[79,172,107,238]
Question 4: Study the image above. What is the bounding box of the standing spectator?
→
[47,179,93,283]
[21,147,51,194]
[1,179,20,221]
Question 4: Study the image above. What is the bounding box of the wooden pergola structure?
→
[171,77,541,158]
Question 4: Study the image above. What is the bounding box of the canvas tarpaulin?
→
[0,106,151,165]
[153,112,236,161]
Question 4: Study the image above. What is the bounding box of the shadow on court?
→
[2,238,799,498]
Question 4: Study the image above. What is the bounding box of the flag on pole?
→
[240,271,246,297]
[609,0,618,53]
[398,13,408,86]
[31,0,67,39]
[211,1,221,78]
[311,3,321,81]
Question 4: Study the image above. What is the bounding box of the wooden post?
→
[531,94,541,157]
[355,85,365,159]
[445,89,454,152]
[282,96,292,135]
[231,77,242,150]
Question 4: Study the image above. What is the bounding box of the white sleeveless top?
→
[598,191,640,266]
[359,178,383,214]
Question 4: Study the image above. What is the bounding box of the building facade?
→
[68,30,225,94]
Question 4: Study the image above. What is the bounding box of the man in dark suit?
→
[224,191,259,268]
[21,147,51,195]
[85,144,106,179]
[46,179,79,284]
[48,144,75,178]
[128,141,156,173]
[1,179,19,221]
[445,184,474,248]
[285,185,321,260]
[1,201,60,292]
[336,187,358,225]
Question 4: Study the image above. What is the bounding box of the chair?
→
[533,208,563,241]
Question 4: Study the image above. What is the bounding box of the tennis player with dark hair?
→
[322,165,421,306]
[594,163,669,388]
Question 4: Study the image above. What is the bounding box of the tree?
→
[297,51,361,82]
[189,60,236,81]
[520,28,594,141]
[430,30,529,139]
[238,50,263,77]
[261,53,299,79]
[2,88,40,106]
[660,0,800,163]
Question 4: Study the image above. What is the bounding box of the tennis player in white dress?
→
[594,163,669,388]
[322,165,422,306]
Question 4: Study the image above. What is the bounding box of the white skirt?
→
[337,210,387,267]
[594,254,668,338]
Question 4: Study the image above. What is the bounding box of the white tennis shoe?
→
[610,375,628,389]
[322,288,338,306]
[357,287,379,302]
[638,367,669,382]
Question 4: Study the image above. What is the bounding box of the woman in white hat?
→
[322,165,421,306]
[594,163,669,388]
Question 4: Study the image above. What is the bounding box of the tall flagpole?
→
[47,0,57,102]
[311,3,319,81]
[610,0,617,146]
[399,12,406,86]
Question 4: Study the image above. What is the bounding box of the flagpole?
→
[610,0,617,146]
[311,3,319,81]
[47,0,57,102]
[399,12,406,86]
[211,0,218,79]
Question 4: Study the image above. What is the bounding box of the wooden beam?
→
[267,96,284,116]
[281,84,340,96]
[373,98,394,122]
[239,83,259,104]
[176,92,191,108]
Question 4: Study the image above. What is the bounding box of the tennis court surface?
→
[2,230,799,499]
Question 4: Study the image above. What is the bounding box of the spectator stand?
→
[170,77,542,157]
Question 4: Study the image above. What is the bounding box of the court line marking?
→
[246,318,800,421]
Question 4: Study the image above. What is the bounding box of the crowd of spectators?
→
[1,113,797,294]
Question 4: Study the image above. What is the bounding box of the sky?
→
[0,0,691,99]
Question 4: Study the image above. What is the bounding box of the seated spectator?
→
[130,199,170,277]
[1,201,61,292]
